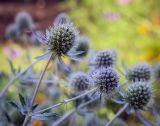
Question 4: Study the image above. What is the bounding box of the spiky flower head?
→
[125,81,152,110]
[53,13,70,26]
[5,23,19,41]
[15,11,34,32]
[69,72,91,93]
[74,35,90,58]
[46,24,78,56]
[93,68,119,95]
[90,49,117,69]
[153,63,160,81]
[126,63,151,82]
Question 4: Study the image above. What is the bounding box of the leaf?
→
[7,59,16,74]
[19,94,26,107]
[31,104,39,111]
[9,101,19,109]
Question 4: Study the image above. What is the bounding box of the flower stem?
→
[32,87,97,115]
[22,53,53,126]
[30,53,53,106]
[0,60,40,99]
[105,103,129,126]
[52,95,100,126]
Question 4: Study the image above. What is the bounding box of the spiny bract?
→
[46,24,78,56]
[153,63,160,81]
[126,63,151,82]
[69,72,91,93]
[90,49,117,69]
[125,81,152,110]
[93,68,119,95]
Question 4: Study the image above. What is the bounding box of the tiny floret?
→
[125,82,152,110]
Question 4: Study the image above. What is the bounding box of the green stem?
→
[105,103,129,126]
[0,60,39,99]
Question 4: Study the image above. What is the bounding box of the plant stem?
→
[0,60,40,99]
[30,53,53,106]
[22,53,53,126]
[52,96,100,126]
[32,87,97,115]
[105,103,129,126]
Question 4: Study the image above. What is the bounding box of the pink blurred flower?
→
[3,47,21,59]
[103,12,120,22]
[117,0,130,6]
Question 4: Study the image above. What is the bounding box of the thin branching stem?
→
[52,95,100,126]
[32,87,98,115]
[0,59,40,99]
[22,53,54,126]
[105,103,129,126]
[30,53,54,105]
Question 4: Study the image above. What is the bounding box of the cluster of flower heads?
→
[5,11,39,45]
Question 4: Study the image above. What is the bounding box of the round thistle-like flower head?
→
[5,23,19,41]
[69,72,91,93]
[125,82,152,110]
[74,35,90,57]
[15,11,33,32]
[126,63,151,82]
[93,68,119,95]
[91,49,117,69]
[153,63,160,81]
[46,24,78,56]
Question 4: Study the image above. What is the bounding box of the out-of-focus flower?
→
[32,120,42,126]
[116,0,130,6]
[34,94,45,104]
[103,12,120,22]
[3,46,21,59]
[5,23,19,41]
[137,22,150,34]
[15,11,34,33]
[151,15,160,27]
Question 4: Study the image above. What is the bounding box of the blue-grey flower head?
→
[93,68,119,95]
[126,63,152,82]
[5,23,19,41]
[69,72,91,93]
[90,49,117,69]
[74,35,90,57]
[125,81,152,110]
[53,12,70,26]
[15,11,34,32]
[45,23,78,56]
[153,63,160,81]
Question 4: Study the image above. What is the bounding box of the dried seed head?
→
[91,49,117,69]
[46,24,78,56]
[69,72,91,93]
[74,35,90,57]
[94,68,119,95]
[126,63,151,82]
[125,82,152,110]
[15,11,33,32]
